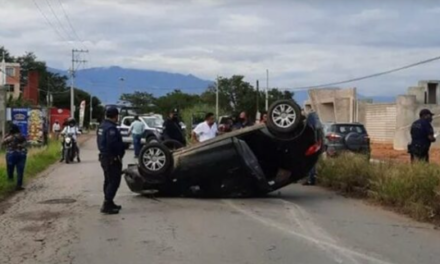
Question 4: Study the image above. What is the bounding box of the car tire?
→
[162,139,184,151]
[344,132,363,151]
[124,143,131,150]
[138,143,173,177]
[267,99,302,134]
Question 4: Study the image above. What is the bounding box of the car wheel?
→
[162,139,184,151]
[124,143,131,150]
[138,143,172,177]
[267,99,302,134]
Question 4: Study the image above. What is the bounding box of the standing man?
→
[163,110,186,146]
[233,111,254,130]
[97,107,125,214]
[128,115,145,158]
[52,120,61,140]
[2,124,27,191]
[192,112,218,143]
[409,109,436,162]
[42,118,48,145]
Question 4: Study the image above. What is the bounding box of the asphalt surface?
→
[1,137,440,264]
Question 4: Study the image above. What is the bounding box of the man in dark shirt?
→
[409,109,436,162]
[233,111,254,130]
[97,107,125,214]
[2,124,27,191]
[163,110,186,146]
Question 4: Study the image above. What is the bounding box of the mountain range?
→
[49,66,396,104]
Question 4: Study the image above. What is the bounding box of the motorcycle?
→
[63,133,76,164]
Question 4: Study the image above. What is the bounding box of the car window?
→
[335,125,366,134]
[123,117,134,126]
[142,117,163,128]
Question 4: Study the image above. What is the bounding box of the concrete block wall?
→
[365,103,397,143]
[307,88,356,123]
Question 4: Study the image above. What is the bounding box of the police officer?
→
[409,109,436,162]
[97,107,125,214]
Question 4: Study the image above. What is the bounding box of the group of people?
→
[191,111,268,143]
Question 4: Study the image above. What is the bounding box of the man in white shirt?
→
[61,118,82,162]
[52,120,61,140]
[128,116,146,158]
[192,112,218,143]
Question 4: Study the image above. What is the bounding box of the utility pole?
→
[70,49,88,118]
[256,80,260,112]
[0,52,6,139]
[256,80,260,123]
[266,69,269,111]
[215,76,219,120]
[90,94,93,126]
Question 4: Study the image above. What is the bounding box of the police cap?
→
[106,107,119,118]
[419,109,434,118]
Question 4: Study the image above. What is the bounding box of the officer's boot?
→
[100,201,120,214]
[111,201,122,210]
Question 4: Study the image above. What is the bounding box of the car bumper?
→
[325,145,370,157]
[122,136,146,144]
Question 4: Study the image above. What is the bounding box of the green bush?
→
[318,154,440,222]
[0,141,60,199]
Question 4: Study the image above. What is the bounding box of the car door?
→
[120,117,134,138]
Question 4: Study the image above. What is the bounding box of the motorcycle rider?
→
[60,118,82,162]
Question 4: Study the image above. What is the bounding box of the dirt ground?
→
[371,143,440,164]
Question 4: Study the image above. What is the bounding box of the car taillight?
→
[326,133,341,141]
[364,135,370,142]
[305,141,322,156]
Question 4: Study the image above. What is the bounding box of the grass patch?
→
[0,141,60,199]
[318,154,440,222]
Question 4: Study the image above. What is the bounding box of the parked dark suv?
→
[323,122,370,158]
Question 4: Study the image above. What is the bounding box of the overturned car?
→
[123,100,323,197]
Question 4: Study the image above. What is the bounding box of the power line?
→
[44,0,74,42]
[56,0,88,50]
[283,54,440,91]
[32,0,71,45]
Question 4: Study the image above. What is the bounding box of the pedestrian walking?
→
[2,124,27,191]
[163,110,186,146]
[97,107,125,214]
[409,109,436,163]
[192,112,218,143]
[128,115,145,158]
[52,120,61,140]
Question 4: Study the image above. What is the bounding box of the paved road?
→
[1,138,439,264]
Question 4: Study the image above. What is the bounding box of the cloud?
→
[2,0,440,98]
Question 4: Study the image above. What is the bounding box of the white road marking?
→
[224,200,395,264]
[280,199,362,264]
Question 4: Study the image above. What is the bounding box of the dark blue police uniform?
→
[97,119,125,204]
[410,118,434,162]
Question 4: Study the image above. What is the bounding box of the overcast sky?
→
[1,0,440,96]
